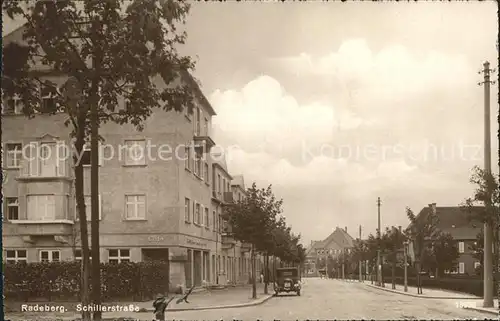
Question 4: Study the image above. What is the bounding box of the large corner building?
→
[2,25,262,291]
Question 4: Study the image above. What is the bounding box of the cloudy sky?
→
[182,2,498,244]
[3,2,498,245]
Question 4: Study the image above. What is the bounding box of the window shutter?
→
[193,201,196,223]
[29,142,39,176]
[56,141,66,176]
[98,194,102,220]
[201,205,204,225]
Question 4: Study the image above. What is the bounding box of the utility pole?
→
[377,197,382,287]
[325,250,329,279]
[478,61,496,308]
[342,249,345,280]
[359,225,362,282]
[403,240,408,292]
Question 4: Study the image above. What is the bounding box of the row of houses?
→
[2,25,266,291]
[302,204,485,277]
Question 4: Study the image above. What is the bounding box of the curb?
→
[463,306,499,317]
[144,294,274,312]
[364,283,480,300]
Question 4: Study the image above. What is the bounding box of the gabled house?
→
[304,227,355,277]
[407,203,484,276]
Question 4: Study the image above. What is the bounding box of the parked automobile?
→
[274,267,301,296]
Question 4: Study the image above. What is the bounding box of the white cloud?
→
[277,39,473,98]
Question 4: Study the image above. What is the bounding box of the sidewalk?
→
[362,281,481,299]
[359,280,500,316]
[4,283,274,320]
[459,299,500,317]
[138,283,272,311]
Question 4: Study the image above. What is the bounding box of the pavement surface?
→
[362,280,481,299]
[4,278,496,320]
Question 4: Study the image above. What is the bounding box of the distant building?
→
[408,203,484,276]
[304,227,355,277]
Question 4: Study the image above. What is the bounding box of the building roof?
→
[306,240,324,256]
[211,151,232,179]
[305,227,355,257]
[231,175,245,188]
[410,205,485,240]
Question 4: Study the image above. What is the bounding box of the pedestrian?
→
[260,272,264,283]
[153,293,167,321]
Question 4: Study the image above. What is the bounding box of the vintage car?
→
[274,267,301,296]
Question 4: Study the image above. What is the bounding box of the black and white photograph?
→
[1,1,499,320]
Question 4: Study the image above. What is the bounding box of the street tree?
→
[223,183,283,299]
[462,166,500,296]
[470,230,484,275]
[405,206,440,294]
[381,226,407,289]
[3,1,195,319]
[425,232,460,278]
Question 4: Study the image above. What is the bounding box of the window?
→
[124,140,146,166]
[212,210,216,231]
[458,241,465,253]
[204,118,209,136]
[6,143,22,168]
[204,162,209,182]
[79,143,102,167]
[204,207,209,228]
[125,195,146,219]
[40,250,60,262]
[40,85,57,113]
[195,108,201,136]
[27,195,55,221]
[223,178,226,193]
[39,142,57,176]
[474,261,481,269]
[218,174,221,193]
[74,249,93,261]
[5,250,27,263]
[75,195,102,221]
[459,262,465,274]
[5,197,19,220]
[3,94,23,114]
[184,198,191,223]
[184,105,192,120]
[185,146,191,170]
[193,154,199,176]
[108,249,130,263]
[194,203,201,225]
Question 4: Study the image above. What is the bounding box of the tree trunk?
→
[416,260,422,294]
[251,245,257,299]
[391,260,396,289]
[90,28,103,321]
[264,253,269,294]
[74,132,91,321]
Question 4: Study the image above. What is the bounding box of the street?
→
[4,278,493,320]
[164,278,490,320]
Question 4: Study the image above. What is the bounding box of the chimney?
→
[398,226,402,233]
[429,203,437,214]
[345,226,347,233]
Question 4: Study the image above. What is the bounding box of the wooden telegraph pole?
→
[478,61,496,308]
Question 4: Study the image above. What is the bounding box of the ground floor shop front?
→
[3,232,266,293]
